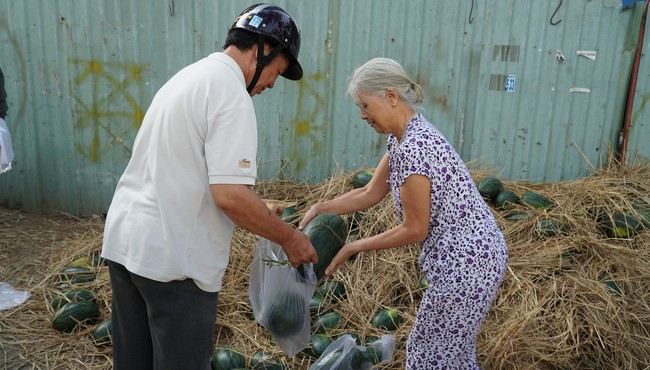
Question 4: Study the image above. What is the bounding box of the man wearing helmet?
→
[101,4,317,369]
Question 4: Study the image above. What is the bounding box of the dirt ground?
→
[0,207,105,369]
[0,207,102,286]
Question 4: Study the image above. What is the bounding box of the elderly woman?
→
[299,57,508,369]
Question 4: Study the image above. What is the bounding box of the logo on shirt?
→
[238,159,251,169]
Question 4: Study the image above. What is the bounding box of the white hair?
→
[347,57,424,108]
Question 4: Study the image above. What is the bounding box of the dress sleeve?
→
[393,139,438,187]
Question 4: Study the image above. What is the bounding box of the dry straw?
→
[1,155,649,369]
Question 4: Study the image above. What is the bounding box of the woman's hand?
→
[298,203,323,230]
[325,241,361,276]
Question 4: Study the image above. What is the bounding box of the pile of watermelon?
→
[49,253,112,348]
[478,176,650,239]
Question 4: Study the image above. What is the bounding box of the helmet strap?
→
[247,34,284,93]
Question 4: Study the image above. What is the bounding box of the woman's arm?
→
[299,154,391,229]
[324,173,431,276]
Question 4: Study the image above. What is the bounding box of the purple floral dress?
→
[387,114,508,369]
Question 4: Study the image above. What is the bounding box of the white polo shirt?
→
[102,52,257,292]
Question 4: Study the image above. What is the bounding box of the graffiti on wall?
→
[69,59,149,162]
[293,71,326,170]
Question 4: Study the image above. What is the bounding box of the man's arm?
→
[211,183,318,267]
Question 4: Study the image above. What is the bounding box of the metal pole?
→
[619,0,650,163]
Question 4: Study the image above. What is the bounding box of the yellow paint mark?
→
[296,157,306,171]
[310,72,326,81]
[133,108,145,127]
[70,59,149,162]
[90,60,103,73]
[130,65,141,81]
[91,129,100,163]
[289,72,328,170]
[295,120,310,136]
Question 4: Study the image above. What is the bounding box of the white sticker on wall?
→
[506,75,516,92]
[576,50,597,61]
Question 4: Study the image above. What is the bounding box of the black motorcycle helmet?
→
[230,3,303,92]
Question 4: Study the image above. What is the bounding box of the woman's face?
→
[356,92,392,134]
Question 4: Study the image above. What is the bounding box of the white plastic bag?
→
[0,117,14,174]
[0,282,30,310]
[309,335,359,370]
[309,334,396,370]
[360,335,396,370]
[249,237,317,356]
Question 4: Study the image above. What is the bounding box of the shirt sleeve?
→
[205,107,258,185]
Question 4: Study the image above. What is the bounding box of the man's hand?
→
[212,184,317,267]
[282,229,319,268]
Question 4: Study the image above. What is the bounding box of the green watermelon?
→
[371,308,404,331]
[522,192,553,210]
[250,351,284,370]
[347,347,364,369]
[280,206,299,226]
[504,211,528,221]
[52,301,101,332]
[60,266,96,284]
[600,213,642,238]
[477,177,504,201]
[210,345,246,370]
[302,333,333,358]
[312,311,343,334]
[316,280,346,302]
[262,289,307,336]
[535,219,567,237]
[50,289,96,311]
[301,213,348,280]
[603,280,622,296]
[309,294,327,316]
[352,170,373,188]
[495,190,521,208]
[90,318,112,348]
[361,345,383,365]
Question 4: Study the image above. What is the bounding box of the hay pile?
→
[1,158,649,369]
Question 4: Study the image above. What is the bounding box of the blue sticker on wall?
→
[505,75,516,92]
[250,15,263,28]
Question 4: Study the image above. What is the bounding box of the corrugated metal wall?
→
[0,0,648,215]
